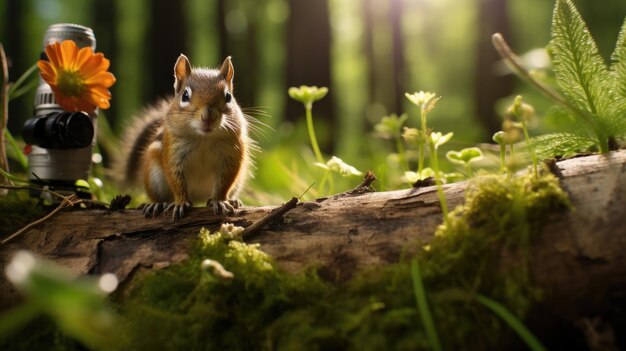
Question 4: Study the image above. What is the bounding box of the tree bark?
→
[0,150,625,316]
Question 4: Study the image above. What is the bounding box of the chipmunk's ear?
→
[219,56,234,91]
[174,54,191,94]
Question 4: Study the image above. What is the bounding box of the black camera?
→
[23,24,97,200]
[23,111,93,150]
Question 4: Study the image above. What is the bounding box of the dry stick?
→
[0,44,12,188]
[0,184,67,201]
[1,194,81,245]
[242,197,299,240]
[0,185,110,208]
[491,33,601,135]
[349,170,377,194]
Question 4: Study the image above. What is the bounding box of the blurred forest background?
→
[1,0,625,203]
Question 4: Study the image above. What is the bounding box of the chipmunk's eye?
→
[180,87,191,107]
[225,91,232,103]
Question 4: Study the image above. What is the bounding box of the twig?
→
[242,197,299,240]
[328,171,378,199]
[0,184,73,203]
[0,184,110,208]
[491,33,601,136]
[1,194,81,245]
[349,170,377,194]
[0,43,12,189]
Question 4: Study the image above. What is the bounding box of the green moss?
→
[0,191,45,238]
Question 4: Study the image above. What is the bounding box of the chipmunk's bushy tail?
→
[111,99,169,187]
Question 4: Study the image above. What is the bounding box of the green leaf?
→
[411,259,442,351]
[550,0,614,119]
[533,132,596,159]
[608,18,626,136]
[374,113,408,139]
[611,17,626,99]
[476,294,547,351]
[446,147,483,165]
[430,131,453,149]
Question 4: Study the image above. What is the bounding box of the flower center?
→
[56,69,85,97]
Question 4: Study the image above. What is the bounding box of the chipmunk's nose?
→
[201,106,221,123]
[199,106,222,132]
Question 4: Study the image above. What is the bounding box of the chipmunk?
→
[117,55,252,220]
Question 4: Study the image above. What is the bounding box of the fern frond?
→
[533,133,596,159]
[611,18,626,99]
[551,0,614,119]
[607,18,626,137]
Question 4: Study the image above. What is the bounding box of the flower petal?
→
[84,71,116,87]
[45,42,62,68]
[37,61,57,84]
[86,87,112,109]
[74,46,94,71]
[79,53,107,77]
[60,40,78,69]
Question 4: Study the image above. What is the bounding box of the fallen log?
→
[0,150,625,321]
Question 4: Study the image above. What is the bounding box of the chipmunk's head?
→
[170,54,236,135]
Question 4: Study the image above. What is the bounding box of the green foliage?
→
[374,113,408,139]
[475,294,547,351]
[0,251,120,350]
[410,259,442,351]
[612,18,626,99]
[533,132,596,159]
[551,0,614,119]
[446,147,483,177]
[445,147,483,165]
[375,113,409,171]
[546,0,626,154]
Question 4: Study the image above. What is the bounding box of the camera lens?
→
[23,112,94,149]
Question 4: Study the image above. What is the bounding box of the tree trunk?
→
[474,0,514,137]
[0,150,625,319]
[285,0,334,151]
[147,0,187,101]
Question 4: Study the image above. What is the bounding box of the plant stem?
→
[499,143,506,174]
[417,143,425,175]
[396,137,408,172]
[520,120,537,177]
[5,129,28,171]
[476,294,547,351]
[317,169,330,195]
[305,103,324,164]
[0,167,27,183]
[429,141,449,224]
[465,163,472,178]
[411,259,442,351]
[418,108,428,174]
[0,43,10,188]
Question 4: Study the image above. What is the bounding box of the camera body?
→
[23,24,97,200]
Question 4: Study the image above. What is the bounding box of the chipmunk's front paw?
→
[228,199,243,209]
[140,202,169,218]
[165,202,192,220]
[207,199,235,215]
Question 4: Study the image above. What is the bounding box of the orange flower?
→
[37,40,116,113]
